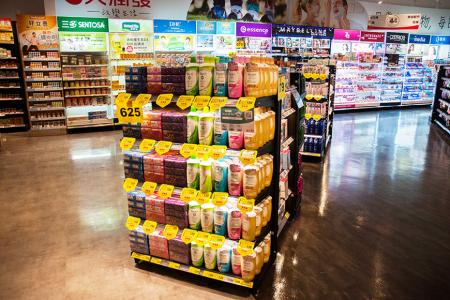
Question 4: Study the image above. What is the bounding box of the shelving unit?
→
[401,55,434,105]
[380,54,405,106]
[0,20,27,132]
[431,65,450,135]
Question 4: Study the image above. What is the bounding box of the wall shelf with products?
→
[431,65,450,136]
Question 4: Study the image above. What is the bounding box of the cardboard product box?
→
[141,127,163,140]
[149,231,169,259]
[128,199,146,210]
[162,130,187,143]
[164,215,188,229]
[125,66,147,76]
[123,151,145,164]
[161,82,185,95]
[144,110,162,121]
[144,172,165,184]
[147,66,161,75]
[129,226,149,254]
[161,75,185,83]
[161,121,186,132]
[124,169,144,182]
[164,155,187,168]
[165,198,188,214]
[128,207,146,219]
[169,236,190,265]
[147,83,163,95]
[122,124,142,139]
[147,74,162,82]
[164,174,187,187]
[146,195,166,222]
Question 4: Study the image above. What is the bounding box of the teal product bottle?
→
[213,109,228,146]
[214,57,228,96]
[187,156,200,189]
[214,205,228,236]
[187,107,199,144]
[185,57,199,95]
[213,158,228,192]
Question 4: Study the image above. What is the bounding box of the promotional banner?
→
[360,31,385,43]
[154,20,196,34]
[272,24,333,38]
[196,21,216,51]
[16,15,59,51]
[108,19,153,33]
[0,18,13,44]
[214,22,236,53]
[109,19,153,59]
[57,17,108,52]
[55,0,152,19]
[368,13,421,30]
[431,36,450,45]
[236,22,271,51]
[333,29,360,41]
[386,32,409,44]
[408,34,430,45]
[154,20,196,52]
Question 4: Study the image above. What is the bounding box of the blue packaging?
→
[213,159,229,192]
[217,243,231,273]
[214,206,228,236]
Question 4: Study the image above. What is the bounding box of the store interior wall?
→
[0,0,45,19]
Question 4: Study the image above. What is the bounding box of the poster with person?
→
[16,15,59,54]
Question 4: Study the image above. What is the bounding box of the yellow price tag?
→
[142,220,157,235]
[305,94,313,100]
[237,197,255,213]
[181,228,198,244]
[131,252,151,262]
[151,257,162,264]
[236,40,245,49]
[278,75,286,101]
[195,145,211,159]
[195,232,210,247]
[176,95,194,110]
[209,96,228,111]
[193,95,211,110]
[239,149,257,165]
[305,113,312,120]
[155,141,172,155]
[115,92,132,106]
[135,93,152,106]
[156,94,173,108]
[311,73,319,80]
[196,191,211,204]
[303,73,312,79]
[117,101,143,124]
[120,137,136,150]
[210,145,227,160]
[236,97,256,112]
[208,234,225,250]
[139,139,156,153]
[180,188,198,203]
[212,192,228,207]
[233,278,253,288]
[237,239,255,256]
[314,95,323,101]
[162,224,179,240]
[284,212,290,220]
[141,181,157,196]
[179,143,197,158]
[313,114,322,121]
[123,178,138,192]
[319,74,327,80]
[203,270,216,279]
[188,266,201,275]
[158,184,174,199]
[125,216,141,230]
[168,261,180,269]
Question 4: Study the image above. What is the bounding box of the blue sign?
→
[197,21,216,35]
[217,22,235,35]
[272,24,333,38]
[431,35,450,45]
[154,19,196,34]
[409,34,430,44]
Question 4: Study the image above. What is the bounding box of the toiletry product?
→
[199,56,214,96]
[228,57,243,98]
[254,246,263,275]
[254,206,263,237]
[185,57,199,95]
[243,164,259,199]
[187,156,200,189]
[227,208,242,240]
[263,236,271,263]
[213,159,228,192]
[244,56,260,97]
[217,243,231,273]
[204,244,217,270]
[241,252,256,282]
[188,200,201,230]
[214,57,228,96]
[228,159,243,196]
[242,211,256,241]
[213,109,228,145]
[214,205,228,236]
[228,130,244,149]
[187,107,199,144]
[231,244,242,275]
[198,107,214,145]
[201,202,214,233]
[200,159,213,193]
[191,241,204,267]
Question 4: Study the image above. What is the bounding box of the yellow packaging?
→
[243,165,259,200]
[241,252,256,282]
[242,211,256,241]
[254,246,264,274]
[263,236,271,263]
[254,206,263,237]
[259,201,268,227]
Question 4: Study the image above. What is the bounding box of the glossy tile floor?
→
[0,108,449,300]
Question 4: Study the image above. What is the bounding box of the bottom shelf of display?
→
[277,212,290,238]
[67,119,113,129]
[300,151,321,157]
[433,119,450,135]
[131,251,255,288]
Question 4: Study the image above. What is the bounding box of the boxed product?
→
[149,230,169,259]
[125,66,147,94]
[146,195,166,224]
[123,124,142,139]
[143,153,165,183]
[129,226,150,255]
[123,150,145,182]
[164,198,188,228]
[127,190,146,219]
[168,234,191,265]
[163,155,187,186]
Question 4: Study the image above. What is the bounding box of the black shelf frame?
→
[431,65,450,136]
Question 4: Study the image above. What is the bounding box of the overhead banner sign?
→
[108,19,153,33]
[154,20,196,52]
[109,19,153,59]
[214,22,236,53]
[368,13,421,30]
[16,15,59,51]
[333,29,360,41]
[236,22,271,38]
[272,24,334,39]
[57,17,108,52]
[408,34,430,44]
[360,31,385,43]
[386,32,409,44]
[57,16,109,32]
[154,20,196,34]
[431,35,450,45]
[55,0,151,19]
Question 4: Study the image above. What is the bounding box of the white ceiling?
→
[361,0,450,9]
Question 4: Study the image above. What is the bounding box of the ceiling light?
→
[378,1,383,4]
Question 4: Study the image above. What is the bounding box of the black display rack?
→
[431,65,450,136]
[0,21,27,132]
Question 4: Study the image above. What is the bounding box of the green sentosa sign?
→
[57,17,109,32]
[122,22,140,32]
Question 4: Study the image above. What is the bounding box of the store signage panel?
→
[55,0,152,19]
[197,21,216,35]
[217,22,235,35]
[110,32,153,58]
[333,29,360,41]
[0,18,12,31]
[386,32,408,44]
[57,17,109,32]
[154,20,196,34]
[272,24,333,39]
[16,15,60,50]
[59,32,108,52]
[360,31,385,43]
[408,34,430,44]
[236,22,271,38]
[108,19,153,33]
[431,36,450,45]
[368,13,421,30]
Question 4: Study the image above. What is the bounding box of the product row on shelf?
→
[431,65,450,136]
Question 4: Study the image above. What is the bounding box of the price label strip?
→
[203,270,224,281]
[158,184,174,199]
[179,143,197,158]
[208,234,225,250]
[195,145,211,159]
[155,141,172,155]
[188,266,201,275]
[135,93,152,106]
[120,137,136,151]
[139,139,156,153]
[233,278,253,288]
[212,192,228,207]
[181,228,198,244]
[142,220,157,235]
[278,75,286,101]
[176,95,194,110]
[237,197,255,213]
[180,188,198,203]
[236,97,256,112]
[151,257,162,264]
[168,261,180,269]
[162,224,179,240]
[237,239,255,256]
[314,95,324,101]
[125,216,141,230]
[156,94,174,108]
[209,96,228,111]
[196,191,211,204]
[239,149,257,165]
[115,92,132,106]
[131,252,151,262]
[123,178,138,192]
[193,95,211,110]
[195,232,210,247]
[141,181,157,196]
[210,145,227,160]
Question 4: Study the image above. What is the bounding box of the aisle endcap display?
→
[432,65,450,135]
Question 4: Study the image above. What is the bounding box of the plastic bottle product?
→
[217,243,231,273]
[228,57,244,98]
[204,244,217,270]
[241,252,256,282]
[186,57,199,95]
[263,58,271,97]
[213,159,228,192]
[254,206,263,237]
[227,208,242,240]
[199,56,214,96]
[313,138,319,153]
[259,200,268,227]
[254,246,263,275]
[243,164,258,199]
[228,129,244,149]
[263,236,271,263]
[228,159,243,196]
[187,156,200,189]
[265,196,272,222]
[198,108,214,146]
[271,59,279,95]
[187,107,199,144]
[214,205,228,236]
[191,241,204,267]
[259,156,270,188]
[268,110,275,141]
[244,57,260,97]
[201,202,214,233]
[242,211,256,241]
[255,160,265,194]
[214,57,228,96]
[200,159,213,193]
[231,245,242,275]
[213,109,228,146]
[267,155,274,185]
[188,200,202,230]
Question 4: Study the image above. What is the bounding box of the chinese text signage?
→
[57,17,109,32]
[55,0,152,19]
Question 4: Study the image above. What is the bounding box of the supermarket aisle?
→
[0,107,449,299]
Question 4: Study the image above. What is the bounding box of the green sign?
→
[59,32,107,52]
[58,17,109,32]
[108,19,153,33]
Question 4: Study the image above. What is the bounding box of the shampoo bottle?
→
[185,57,199,95]
[227,208,242,240]
[187,155,200,189]
[214,56,228,96]
[199,56,214,96]
[198,107,214,146]
[228,57,244,98]
[187,107,199,144]
[213,109,228,145]
[200,159,213,193]
[213,159,228,192]
[214,205,228,236]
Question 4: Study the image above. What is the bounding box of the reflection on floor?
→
[0,108,449,299]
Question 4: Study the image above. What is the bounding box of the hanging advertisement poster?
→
[108,19,153,59]
[407,34,430,56]
[357,31,385,55]
[57,17,108,52]
[16,15,59,51]
[154,20,196,52]
[429,35,450,60]
[368,13,421,30]
[385,32,408,55]
[196,20,216,51]
[236,22,271,52]
[213,22,236,53]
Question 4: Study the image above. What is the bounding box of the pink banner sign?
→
[360,31,385,43]
[333,29,361,41]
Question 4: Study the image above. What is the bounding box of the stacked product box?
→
[124,150,145,182]
[127,190,146,219]
[162,111,188,143]
[122,124,142,139]
[129,226,150,255]
[125,67,147,94]
[147,66,186,95]
[164,198,189,229]
[146,194,166,224]
[164,155,188,187]
[149,230,170,259]
[143,152,167,183]
[168,234,191,265]
[142,111,163,140]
